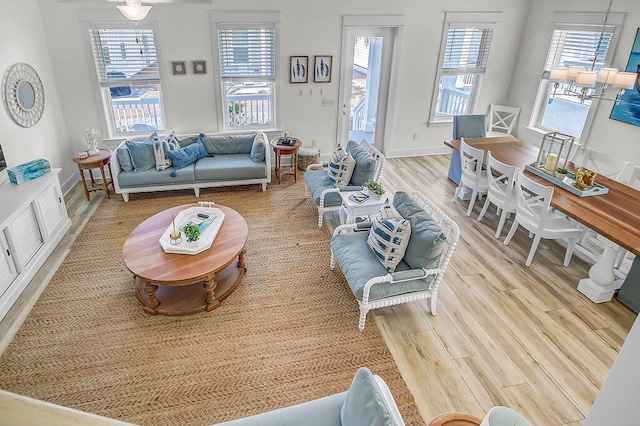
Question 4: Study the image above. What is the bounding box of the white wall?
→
[0,0,74,188]
[37,0,528,174]
[508,0,640,172]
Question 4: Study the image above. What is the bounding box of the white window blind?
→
[89,28,159,85]
[218,27,275,78]
[442,25,494,73]
[543,28,612,75]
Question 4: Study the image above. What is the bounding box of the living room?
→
[0,0,639,425]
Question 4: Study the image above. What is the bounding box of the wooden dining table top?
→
[445,136,640,257]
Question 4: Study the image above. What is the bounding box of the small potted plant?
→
[556,167,568,180]
[363,179,385,200]
[183,223,201,243]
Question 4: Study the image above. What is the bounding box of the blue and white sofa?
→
[213,367,405,426]
[111,132,270,202]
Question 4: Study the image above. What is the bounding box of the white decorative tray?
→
[159,206,225,255]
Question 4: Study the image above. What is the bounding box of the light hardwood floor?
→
[371,156,636,425]
[0,155,636,426]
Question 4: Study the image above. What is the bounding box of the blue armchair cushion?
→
[166,140,210,174]
[367,215,411,273]
[327,144,355,187]
[305,169,342,207]
[346,140,377,186]
[116,145,134,172]
[392,191,446,270]
[340,367,396,426]
[250,134,266,163]
[125,133,157,173]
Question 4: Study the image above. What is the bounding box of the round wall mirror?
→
[2,63,45,127]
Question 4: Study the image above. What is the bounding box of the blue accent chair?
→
[448,114,487,185]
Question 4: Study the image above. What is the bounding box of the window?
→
[531,13,624,138]
[86,24,165,136]
[430,13,500,124]
[211,12,280,131]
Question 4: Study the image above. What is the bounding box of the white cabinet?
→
[0,169,71,321]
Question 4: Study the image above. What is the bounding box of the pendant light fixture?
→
[117,0,152,22]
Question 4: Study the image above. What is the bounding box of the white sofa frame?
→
[304,140,385,227]
[110,132,271,202]
[330,191,460,331]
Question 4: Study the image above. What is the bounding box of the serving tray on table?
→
[159,206,225,255]
[525,164,609,197]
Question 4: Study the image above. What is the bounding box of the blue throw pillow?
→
[340,368,396,426]
[125,133,156,173]
[166,141,210,177]
[116,145,134,172]
[250,134,266,163]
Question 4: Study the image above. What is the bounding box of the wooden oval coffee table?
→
[123,203,248,315]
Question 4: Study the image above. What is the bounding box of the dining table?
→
[445,135,640,303]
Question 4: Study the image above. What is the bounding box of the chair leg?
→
[452,186,460,202]
[504,220,519,245]
[525,235,542,267]
[564,238,577,266]
[330,251,336,270]
[358,308,368,331]
[616,249,628,270]
[477,196,491,222]
[495,210,509,239]
[466,190,478,216]
[430,293,438,316]
[317,209,324,228]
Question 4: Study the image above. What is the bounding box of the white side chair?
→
[572,148,630,182]
[486,104,520,137]
[453,138,488,216]
[504,171,583,267]
[477,151,519,238]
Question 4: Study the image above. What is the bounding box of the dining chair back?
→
[504,171,583,267]
[448,115,487,185]
[453,138,488,216]
[573,148,630,181]
[477,151,519,238]
[487,105,520,137]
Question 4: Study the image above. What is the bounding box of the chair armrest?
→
[356,221,372,230]
[390,268,440,282]
[340,185,364,192]
[333,223,359,237]
[306,162,329,172]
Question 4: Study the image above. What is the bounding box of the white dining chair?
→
[453,138,488,216]
[615,165,640,269]
[573,148,630,182]
[504,171,583,267]
[486,104,520,137]
[477,151,519,238]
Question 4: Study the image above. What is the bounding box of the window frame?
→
[81,10,168,139]
[529,12,625,141]
[210,11,281,133]
[428,12,501,125]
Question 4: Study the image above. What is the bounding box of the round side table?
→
[270,138,302,184]
[72,149,114,201]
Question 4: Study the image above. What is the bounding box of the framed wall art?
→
[192,61,207,75]
[610,28,640,127]
[171,61,186,75]
[314,55,332,83]
[290,56,308,83]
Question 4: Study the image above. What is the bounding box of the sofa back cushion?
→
[250,134,266,163]
[346,140,377,186]
[393,191,446,270]
[340,367,397,426]
[200,134,255,155]
[124,133,156,173]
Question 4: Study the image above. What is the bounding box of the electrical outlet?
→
[322,99,335,107]
[311,139,317,147]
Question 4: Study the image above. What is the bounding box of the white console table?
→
[0,169,71,322]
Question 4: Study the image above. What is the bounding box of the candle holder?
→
[169,212,182,245]
[534,132,576,176]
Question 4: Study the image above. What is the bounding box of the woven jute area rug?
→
[0,181,423,426]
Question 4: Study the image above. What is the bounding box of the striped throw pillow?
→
[367,215,411,272]
[153,132,180,171]
[327,144,356,187]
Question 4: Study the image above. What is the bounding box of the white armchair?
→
[330,191,459,331]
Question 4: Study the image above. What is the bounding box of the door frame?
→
[337,15,405,155]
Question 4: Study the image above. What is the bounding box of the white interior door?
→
[337,25,397,154]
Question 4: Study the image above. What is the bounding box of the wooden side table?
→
[270,138,302,184]
[72,149,114,201]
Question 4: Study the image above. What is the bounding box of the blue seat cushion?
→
[304,169,342,207]
[331,231,432,301]
[194,155,266,181]
[117,164,196,188]
[346,140,377,186]
[393,191,446,270]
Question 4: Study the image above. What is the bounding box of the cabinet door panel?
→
[0,233,17,298]
[34,182,66,240]
[6,205,43,269]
